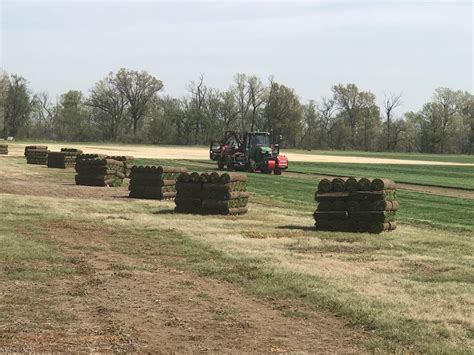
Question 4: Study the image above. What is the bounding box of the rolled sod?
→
[219,172,247,184]
[157,166,187,174]
[369,221,397,234]
[200,172,210,182]
[209,172,221,183]
[313,211,348,221]
[374,200,400,211]
[350,211,396,223]
[343,177,358,192]
[357,178,373,191]
[318,179,332,193]
[351,190,397,202]
[189,172,201,183]
[202,182,247,192]
[345,200,360,213]
[314,192,349,202]
[316,200,332,211]
[332,177,347,192]
[371,178,396,191]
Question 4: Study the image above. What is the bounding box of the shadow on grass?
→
[277,225,316,232]
[152,209,176,215]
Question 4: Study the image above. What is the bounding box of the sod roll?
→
[371,178,397,191]
[317,179,332,193]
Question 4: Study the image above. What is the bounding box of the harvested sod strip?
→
[129,165,187,200]
[75,158,125,187]
[314,177,398,233]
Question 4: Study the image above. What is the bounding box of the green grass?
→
[2,155,473,352]
[287,149,474,164]
[289,162,474,190]
[110,226,473,353]
[133,158,474,232]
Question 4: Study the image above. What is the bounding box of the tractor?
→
[210,131,288,175]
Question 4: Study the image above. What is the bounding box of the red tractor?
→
[210,131,288,175]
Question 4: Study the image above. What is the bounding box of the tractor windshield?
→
[251,134,270,147]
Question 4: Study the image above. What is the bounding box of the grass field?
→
[286,149,474,164]
[1,154,473,352]
[289,161,474,190]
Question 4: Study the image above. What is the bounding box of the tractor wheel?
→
[227,162,235,170]
[247,159,256,173]
[261,168,271,174]
[274,168,282,175]
[218,160,225,170]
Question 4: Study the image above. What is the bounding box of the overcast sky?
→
[1,0,472,113]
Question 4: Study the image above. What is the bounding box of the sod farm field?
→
[0,143,473,352]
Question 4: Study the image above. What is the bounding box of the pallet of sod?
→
[174,172,203,213]
[201,172,249,215]
[315,177,398,233]
[129,165,187,200]
[24,145,48,157]
[25,147,49,165]
[75,158,125,187]
[48,151,81,169]
[0,144,8,155]
[107,155,134,177]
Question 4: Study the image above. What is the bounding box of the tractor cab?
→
[212,130,288,175]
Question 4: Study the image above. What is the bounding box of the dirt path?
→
[1,219,364,352]
[4,142,473,166]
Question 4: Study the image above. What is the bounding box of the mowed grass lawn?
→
[289,162,474,190]
[136,158,474,232]
[1,156,473,352]
[286,149,474,164]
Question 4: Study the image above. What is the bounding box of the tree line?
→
[0,68,472,154]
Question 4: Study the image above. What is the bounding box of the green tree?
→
[4,74,32,138]
[263,81,303,148]
[55,90,90,141]
[89,73,128,141]
[332,83,378,149]
[115,68,163,136]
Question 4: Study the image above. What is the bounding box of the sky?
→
[0,0,472,113]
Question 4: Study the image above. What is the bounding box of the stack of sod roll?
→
[175,172,249,215]
[314,177,398,233]
[0,144,8,155]
[47,148,83,169]
[106,156,134,177]
[129,166,187,199]
[75,158,125,187]
[201,172,249,215]
[25,146,49,165]
[61,147,83,155]
[175,172,204,213]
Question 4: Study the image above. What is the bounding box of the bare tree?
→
[317,96,337,144]
[31,92,55,138]
[232,73,251,132]
[332,83,377,148]
[382,93,402,150]
[188,74,208,144]
[247,76,267,131]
